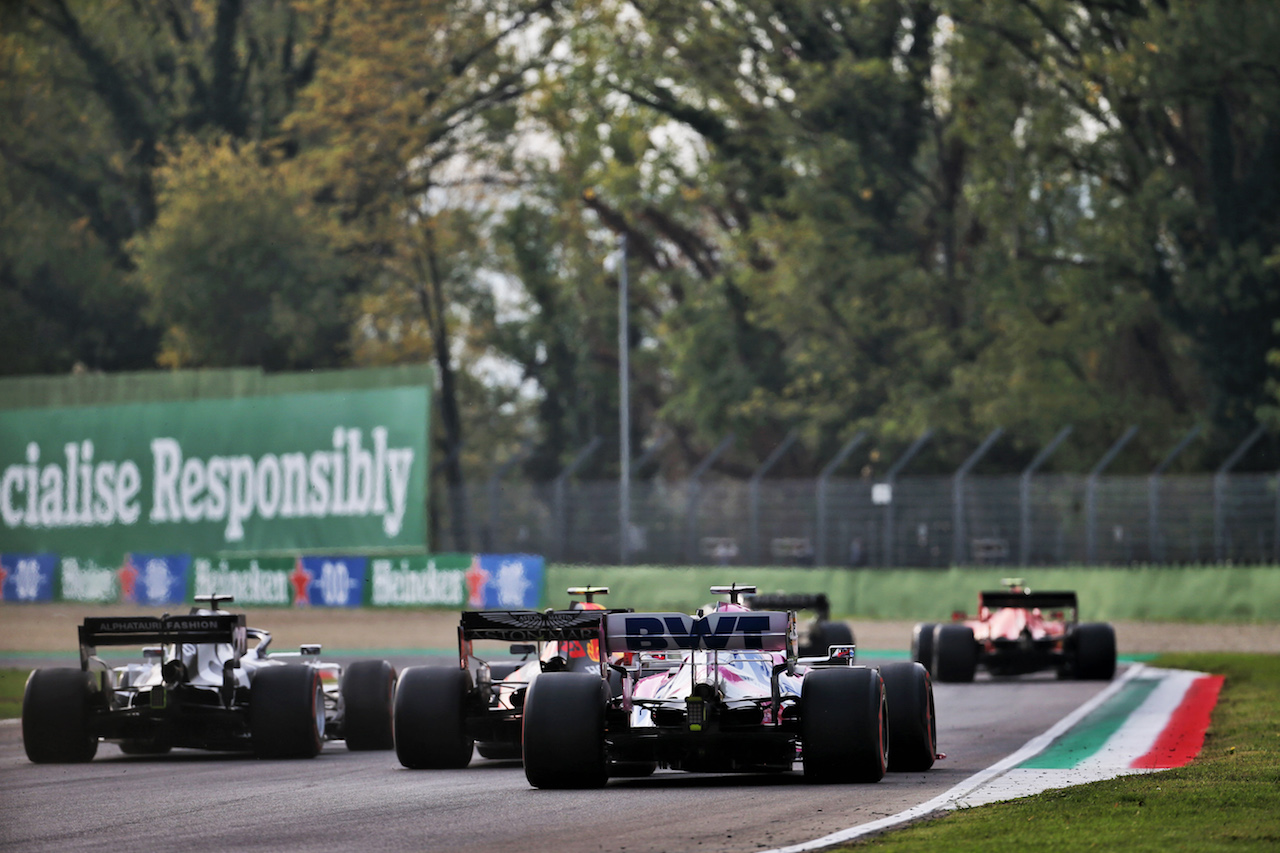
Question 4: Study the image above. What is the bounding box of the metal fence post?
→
[685,433,736,563]
[1148,425,1202,563]
[553,436,601,562]
[1214,425,1265,562]
[749,431,798,564]
[880,430,933,568]
[1019,426,1072,565]
[815,431,868,566]
[952,428,1004,565]
[1086,426,1138,565]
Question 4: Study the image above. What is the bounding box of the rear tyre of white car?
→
[879,662,937,772]
[910,623,936,673]
[342,659,397,751]
[801,667,887,783]
[932,624,978,683]
[522,672,608,789]
[393,666,474,769]
[250,665,324,759]
[22,668,99,763]
[1072,623,1117,680]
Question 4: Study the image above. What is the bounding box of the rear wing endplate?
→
[604,611,794,654]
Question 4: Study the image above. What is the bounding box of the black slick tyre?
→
[911,623,936,673]
[22,668,99,763]
[879,662,937,772]
[250,665,325,758]
[1072,622,1117,680]
[801,667,887,783]
[393,666,474,769]
[522,672,608,789]
[932,624,978,683]
[341,659,397,751]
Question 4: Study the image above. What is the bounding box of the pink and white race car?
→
[520,584,938,788]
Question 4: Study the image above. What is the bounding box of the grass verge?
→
[844,652,1279,851]
[0,668,28,719]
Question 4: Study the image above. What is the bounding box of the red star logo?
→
[0,562,8,599]
[118,555,139,603]
[464,556,489,608]
[290,558,313,606]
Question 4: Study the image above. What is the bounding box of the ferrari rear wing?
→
[603,611,794,654]
[744,592,831,621]
[78,614,248,669]
[979,590,1078,612]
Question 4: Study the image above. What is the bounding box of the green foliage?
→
[129,139,350,369]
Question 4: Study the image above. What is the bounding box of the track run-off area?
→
[0,655,1219,853]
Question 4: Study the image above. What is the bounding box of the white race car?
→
[22,595,396,762]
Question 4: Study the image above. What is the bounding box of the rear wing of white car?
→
[603,611,795,655]
[77,614,248,670]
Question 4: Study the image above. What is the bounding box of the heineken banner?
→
[369,553,545,610]
[0,386,429,556]
[2,551,544,608]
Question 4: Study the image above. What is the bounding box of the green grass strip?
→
[1020,675,1161,769]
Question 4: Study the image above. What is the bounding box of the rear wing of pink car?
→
[603,611,794,655]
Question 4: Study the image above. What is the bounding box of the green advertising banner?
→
[0,386,429,556]
[192,556,296,606]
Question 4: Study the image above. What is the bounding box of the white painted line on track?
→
[758,664,1147,853]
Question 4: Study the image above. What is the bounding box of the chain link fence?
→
[438,472,1280,567]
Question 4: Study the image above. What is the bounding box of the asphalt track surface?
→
[0,655,1122,853]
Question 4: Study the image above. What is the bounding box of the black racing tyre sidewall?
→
[392,666,475,769]
[341,659,397,751]
[22,668,99,763]
[1073,622,1118,680]
[522,672,609,789]
[249,664,324,759]
[879,661,937,772]
[911,623,936,672]
[801,667,887,783]
[932,624,978,683]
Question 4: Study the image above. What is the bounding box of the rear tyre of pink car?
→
[802,667,887,783]
[879,662,937,772]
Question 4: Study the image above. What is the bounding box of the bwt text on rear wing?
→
[78,614,248,669]
[603,611,795,654]
[978,591,1079,612]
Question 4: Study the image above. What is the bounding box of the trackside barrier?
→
[548,564,1280,623]
[0,552,546,610]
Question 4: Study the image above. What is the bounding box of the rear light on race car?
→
[687,696,706,731]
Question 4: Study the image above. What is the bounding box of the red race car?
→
[912,579,1116,682]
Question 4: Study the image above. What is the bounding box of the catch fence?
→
[437,473,1280,567]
